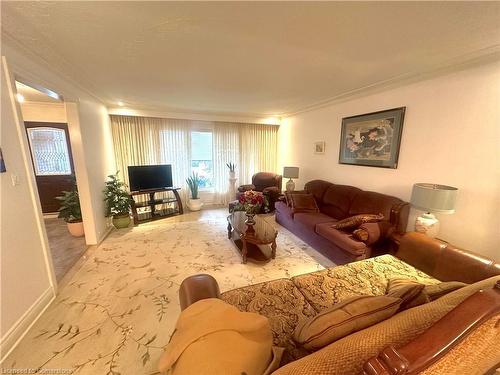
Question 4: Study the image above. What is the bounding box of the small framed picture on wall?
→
[314,141,325,154]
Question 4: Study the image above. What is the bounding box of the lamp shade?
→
[410,183,458,214]
[283,166,299,179]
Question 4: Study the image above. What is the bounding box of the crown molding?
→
[107,105,281,125]
[282,45,500,118]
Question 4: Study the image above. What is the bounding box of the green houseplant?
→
[103,172,132,228]
[226,162,236,179]
[56,187,84,237]
[186,172,203,211]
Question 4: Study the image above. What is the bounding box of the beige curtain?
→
[239,123,279,185]
[110,115,191,202]
[110,115,279,205]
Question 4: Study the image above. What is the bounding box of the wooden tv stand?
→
[130,187,183,226]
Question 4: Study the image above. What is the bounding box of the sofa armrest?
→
[358,222,394,245]
[395,232,500,283]
[364,281,500,375]
[179,274,221,311]
[238,184,255,193]
[390,202,410,233]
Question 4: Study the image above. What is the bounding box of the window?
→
[191,131,213,189]
[27,127,72,176]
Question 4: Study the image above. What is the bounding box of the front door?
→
[25,122,75,213]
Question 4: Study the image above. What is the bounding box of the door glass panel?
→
[27,127,72,176]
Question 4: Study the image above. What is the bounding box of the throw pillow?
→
[284,190,307,207]
[158,298,283,374]
[386,279,430,310]
[290,193,320,213]
[352,228,369,242]
[424,281,467,301]
[293,295,402,351]
[332,213,384,231]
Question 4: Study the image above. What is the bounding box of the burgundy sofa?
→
[275,180,409,264]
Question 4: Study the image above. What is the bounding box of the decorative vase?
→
[67,221,85,237]
[245,212,256,226]
[112,214,131,229]
[188,198,203,211]
[229,171,236,179]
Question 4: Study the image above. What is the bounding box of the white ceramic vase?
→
[188,198,203,211]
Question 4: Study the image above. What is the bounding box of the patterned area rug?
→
[3,211,331,374]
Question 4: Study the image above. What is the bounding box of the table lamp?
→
[283,167,299,192]
[410,183,458,238]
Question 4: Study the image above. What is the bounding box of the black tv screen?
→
[128,165,173,191]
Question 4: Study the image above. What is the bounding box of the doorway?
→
[25,122,75,213]
[16,81,88,282]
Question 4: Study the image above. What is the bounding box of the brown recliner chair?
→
[237,172,283,211]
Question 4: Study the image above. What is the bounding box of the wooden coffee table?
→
[227,211,278,264]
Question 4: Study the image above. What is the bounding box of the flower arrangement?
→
[235,190,269,215]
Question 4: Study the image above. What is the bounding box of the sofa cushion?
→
[293,295,401,351]
[304,180,332,203]
[293,212,336,233]
[273,276,500,375]
[349,190,403,221]
[331,213,384,231]
[315,222,367,256]
[424,281,467,301]
[220,278,317,361]
[386,278,430,310]
[284,190,307,207]
[290,193,320,214]
[291,254,440,313]
[320,184,362,219]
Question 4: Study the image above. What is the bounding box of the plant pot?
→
[112,214,131,229]
[67,221,85,237]
[229,171,236,179]
[188,198,203,211]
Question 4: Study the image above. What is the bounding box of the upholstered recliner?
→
[237,172,283,211]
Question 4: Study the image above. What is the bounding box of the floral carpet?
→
[3,210,332,374]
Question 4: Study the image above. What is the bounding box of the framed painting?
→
[339,107,405,169]
[314,141,325,154]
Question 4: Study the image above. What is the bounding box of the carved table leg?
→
[227,222,232,239]
[271,235,277,259]
[241,237,248,264]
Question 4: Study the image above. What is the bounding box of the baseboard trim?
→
[0,287,55,363]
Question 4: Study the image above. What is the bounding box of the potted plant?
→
[186,172,203,211]
[56,188,84,237]
[103,172,132,229]
[226,162,236,179]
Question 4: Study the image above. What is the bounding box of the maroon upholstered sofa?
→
[275,180,409,264]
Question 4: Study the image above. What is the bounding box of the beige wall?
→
[20,101,66,123]
[279,61,500,260]
[0,59,55,359]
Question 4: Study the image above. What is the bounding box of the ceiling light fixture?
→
[117,101,124,106]
[16,93,25,103]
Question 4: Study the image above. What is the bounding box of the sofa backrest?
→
[304,179,409,232]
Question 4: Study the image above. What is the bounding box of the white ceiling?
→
[2,2,500,117]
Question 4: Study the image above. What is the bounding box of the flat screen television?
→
[128,165,173,191]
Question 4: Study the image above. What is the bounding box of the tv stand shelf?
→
[130,187,183,226]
